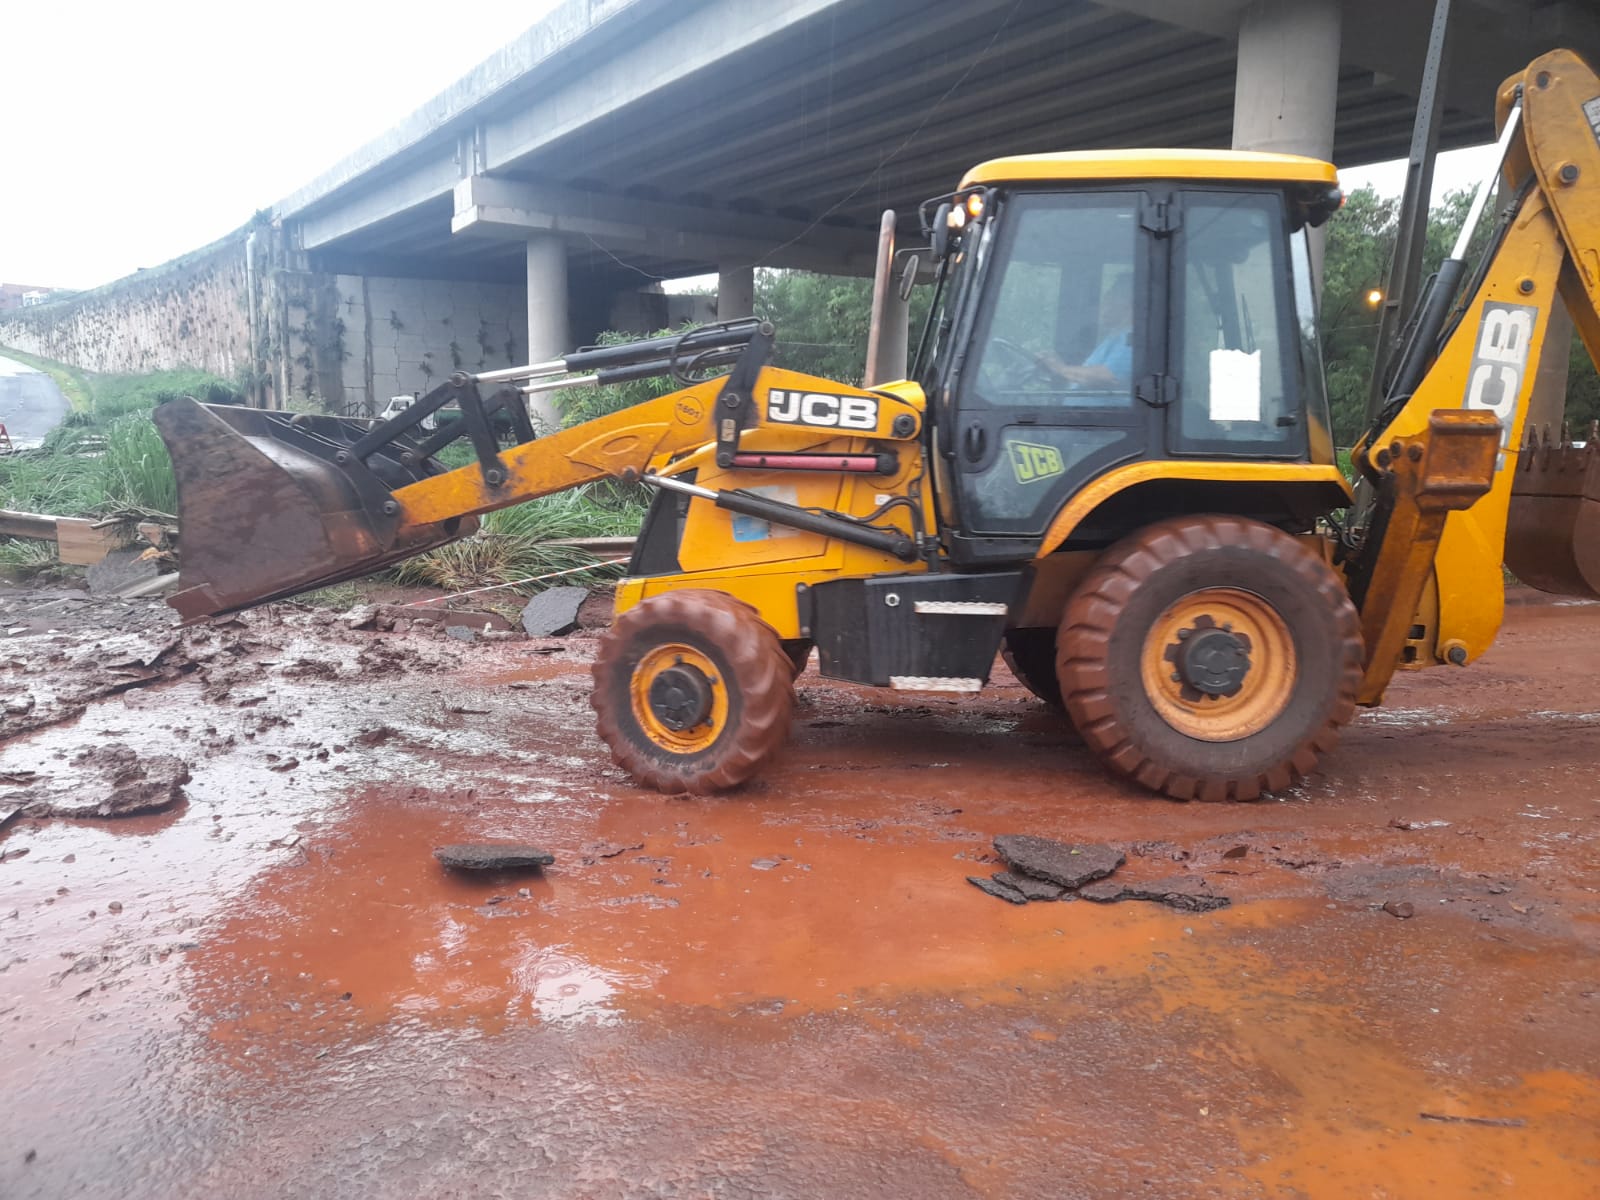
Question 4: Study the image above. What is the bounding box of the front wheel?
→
[591,590,793,793]
[1056,516,1363,801]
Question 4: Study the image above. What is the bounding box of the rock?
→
[993,870,1067,901]
[1078,875,1230,913]
[343,604,380,630]
[993,835,1125,889]
[520,586,588,637]
[434,843,555,871]
[19,744,190,819]
[445,625,478,643]
[1382,900,1416,919]
[3,694,35,716]
[1222,844,1249,859]
[968,874,1028,904]
[354,725,398,747]
[86,549,161,597]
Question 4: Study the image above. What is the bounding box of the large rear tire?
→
[592,590,793,793]
[1056,515,1363,801]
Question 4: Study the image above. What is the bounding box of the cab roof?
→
[960,148,1339,188]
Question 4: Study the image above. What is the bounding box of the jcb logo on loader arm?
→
[766,389,879,430]
[1463,300,1537,467]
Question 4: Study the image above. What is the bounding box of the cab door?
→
[937,189,1165,564]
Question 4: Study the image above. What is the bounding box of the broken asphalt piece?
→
[446,625,478,643]
[1077,875,1231,913]
[968,875,1028,904]
[354,725,399,747]
[993,835,1124,889]
[993,870,1067,901]
[1418,1112,1525,1128]
[18,744,190,819]
[1382,900,1416,919]
[1222,844,1249,859]
[521,586,588,637]
[434,843,555,871]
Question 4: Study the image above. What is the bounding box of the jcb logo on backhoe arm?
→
[766,389,879,430]
[1462,300,1538,467]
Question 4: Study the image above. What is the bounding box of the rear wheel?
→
[592,590,793,793]
[1001,628,1064,709]
[1056,515,1363,801]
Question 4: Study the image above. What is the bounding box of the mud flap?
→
[1505,425,1600,600]
[153,398,474,620]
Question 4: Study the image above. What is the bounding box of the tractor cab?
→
[913,150,1346,565]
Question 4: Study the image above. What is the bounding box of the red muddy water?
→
[2,594,1597,1198]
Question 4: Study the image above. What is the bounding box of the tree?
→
[1320,184,1600,445]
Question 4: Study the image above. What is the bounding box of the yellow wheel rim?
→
[1139,588,1296,742]
[629,643,729,754]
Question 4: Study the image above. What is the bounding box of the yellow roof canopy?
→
[960,148,1339,189]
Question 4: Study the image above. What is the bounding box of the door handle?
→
[963,422,987,462]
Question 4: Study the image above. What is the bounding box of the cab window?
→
[963,193,1141,412]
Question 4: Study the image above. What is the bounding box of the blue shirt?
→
[1083,328,1132,386]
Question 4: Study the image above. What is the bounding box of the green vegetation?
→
[391,486,640,593]
[0,365,238,518]
[1322,186,1600,444]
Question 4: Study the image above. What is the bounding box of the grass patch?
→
[392,487,643,595]
[0,362,238,518]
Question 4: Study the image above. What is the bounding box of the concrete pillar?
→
[716,263,755,320]
[525,232,569,429]
[1232,0,1342,286]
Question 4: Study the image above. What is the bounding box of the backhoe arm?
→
[1347,48,1600,703]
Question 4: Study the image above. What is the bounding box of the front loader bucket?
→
[1505,424,1600,599]
[153,398,475,621]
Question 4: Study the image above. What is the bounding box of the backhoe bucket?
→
[153,398,475,621]
[1505,424,1600,599]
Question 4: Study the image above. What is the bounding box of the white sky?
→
[1,1,1500,294]
[1,0,559,291]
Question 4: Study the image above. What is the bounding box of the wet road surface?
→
[0,354,69,450]
[2,594,1597,1198]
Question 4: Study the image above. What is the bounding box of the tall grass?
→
[391,487,644,593]
[0,366,236,517]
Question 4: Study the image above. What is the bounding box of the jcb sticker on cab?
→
[1009,440,1065,484]
[766,389,879,430]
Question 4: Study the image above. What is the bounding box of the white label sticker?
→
[1208,349,1261,422]
[1583,94,1600,145]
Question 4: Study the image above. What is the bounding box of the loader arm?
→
[157,316,924,621]
[1347,48,1600,704]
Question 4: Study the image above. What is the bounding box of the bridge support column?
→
[716,263,755,320]
[526,232,569,429]
[1232,0,1342,286]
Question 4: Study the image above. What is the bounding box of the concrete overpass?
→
[9,0,1597,416]
[268,0,1599,412]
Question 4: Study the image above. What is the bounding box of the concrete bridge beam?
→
[452,174,875,277]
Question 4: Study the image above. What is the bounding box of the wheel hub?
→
[647,662,714,731]
[1167,617,1253,700]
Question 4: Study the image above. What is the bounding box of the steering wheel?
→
[984,337,1060,390]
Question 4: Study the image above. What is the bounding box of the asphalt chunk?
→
[993,870,1067,901]
[1078,875,1230,913]
[434,844,556,871]
[993,835,1124,889]
[967,875,1028,905]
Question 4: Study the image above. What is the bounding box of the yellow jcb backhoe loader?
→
[156,49,1600,800]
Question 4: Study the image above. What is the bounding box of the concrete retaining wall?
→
[0,234,252,379]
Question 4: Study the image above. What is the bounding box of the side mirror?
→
[929,202,953,261]
[897,254,921,302]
